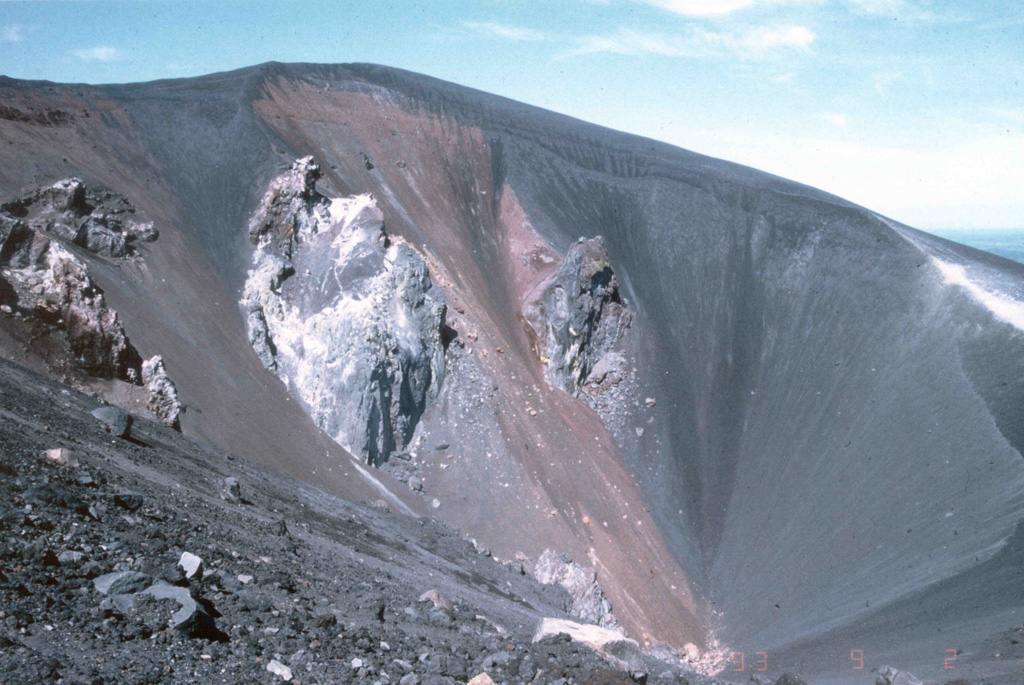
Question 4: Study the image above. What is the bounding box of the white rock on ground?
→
[178,551,202,579]
[532,617,642,671]
[267,659,293,681]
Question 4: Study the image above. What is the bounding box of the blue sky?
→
[1,0,1022,229]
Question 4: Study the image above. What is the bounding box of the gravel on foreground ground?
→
[0,355,747,685]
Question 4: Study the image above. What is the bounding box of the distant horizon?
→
[1,1,1021,230]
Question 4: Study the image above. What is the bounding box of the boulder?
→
[93,571,152,596]
[139,581,218,638]
[91,406,132,438]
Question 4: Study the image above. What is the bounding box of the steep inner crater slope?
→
[2,63,1024,684]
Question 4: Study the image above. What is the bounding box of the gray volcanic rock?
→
[140,581,216,638]
[73,217,127,258]
[538,237,631,396]
[142,354,181,428]
[0,177,155,259]
[243,157,446,465]
[534,549,619,630]
[93,571,151,596]
[91,405,133,438]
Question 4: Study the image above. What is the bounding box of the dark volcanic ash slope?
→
[2,63,1024,684]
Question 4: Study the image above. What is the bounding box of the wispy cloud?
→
[985,107,1024,125]
[635,0,811,16]
[2,25,24,43]
[846,0,969,23]
[461,21,550,42]
[563,25,815,59]
[821,112,849,128]
[872,71,902,96]
[72,46,122,62]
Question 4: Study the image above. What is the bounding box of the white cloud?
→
[2,25,23,43]
[461,21,549,42]
[985,107,1024,125]
[675,128,1024,229]
[563,24,814,59]
[72,46,121,62]
[872,71,902,96]
[846,0,969,23]
[636,0,815,16]
[821,112,849,128]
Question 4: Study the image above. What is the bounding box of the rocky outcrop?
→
[534,550,619,630]
[142,355,182,429]
[0,180,175,390]
[17,241,138,380]
[535,237,630,396]
[0,177,157,259]
[242,157,446,465]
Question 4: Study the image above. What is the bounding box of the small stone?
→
[468,674,495,685]
[42,448,78,467]
[237,574,254,585]
[431,498,441,509]
[644,397,656,407]
[58,550,84,564]
[351,657,364,670]
[417,589,454,612]
[178,551,202,579]
[683,643,700,663]
[267,659,293,681]
[112,493,143,512]
[409,477,423,492]
[90,406,132,438]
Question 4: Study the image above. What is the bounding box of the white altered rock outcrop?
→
[533,617,643,671]
[0,179,181,394]
[142,355,181,429]
[242,157,446,465]
[533,549,619,630]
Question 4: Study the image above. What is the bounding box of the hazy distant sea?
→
[929,229,1024,265]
